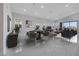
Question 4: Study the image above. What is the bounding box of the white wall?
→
[3,3,13,55]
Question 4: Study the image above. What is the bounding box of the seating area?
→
[7,23,78,48]
[26,26,58,40]
[61,28,77,39]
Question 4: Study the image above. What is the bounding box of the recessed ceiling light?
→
[41,5,44,8]
[65,4,69,7]
[24,9,27,12]
[56,18,59,20]
[34,12,38,15]
[72,12,75,14]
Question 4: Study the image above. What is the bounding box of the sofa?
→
[61,28,77,39]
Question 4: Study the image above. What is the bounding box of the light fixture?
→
[41,5,44,8]
[72,12,75,14]
[34,12,38,15]
[24,9,27,12]
[65,4,69,7]
[56,18,59,20]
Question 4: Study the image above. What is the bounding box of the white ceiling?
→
[10,3,79,21]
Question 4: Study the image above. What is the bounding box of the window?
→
[63,21,77,28]
[63,22,70,28]
[70,22,77,28]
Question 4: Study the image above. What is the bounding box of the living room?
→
[2,3,79,56]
